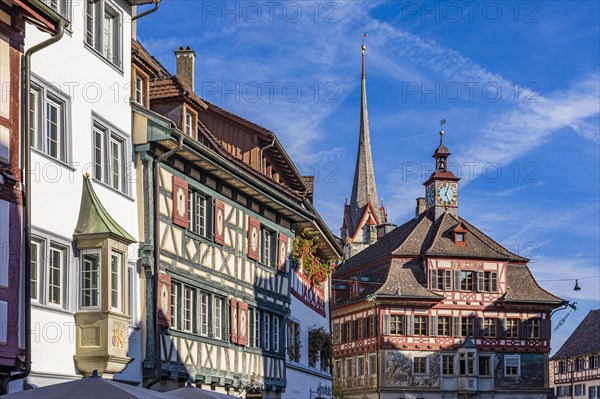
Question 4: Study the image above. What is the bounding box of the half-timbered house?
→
[551,309,600,399]
[331,130,564,399]
[131,40,340,397]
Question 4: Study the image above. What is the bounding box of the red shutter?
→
[172,176,188,228]
[157,272,171,327]
[247,217,261,260]
[237,301,249,346]
[277,233,289,272]
[214,198,225,245]
[230,299,239,344]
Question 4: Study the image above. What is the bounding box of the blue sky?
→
[137,0,600,352]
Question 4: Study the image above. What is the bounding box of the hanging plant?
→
[308,327,333,370]
[292,229,336,286]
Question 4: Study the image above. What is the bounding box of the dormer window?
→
[183,106,197,138]
[453,224,468,246]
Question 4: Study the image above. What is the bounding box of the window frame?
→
[505,318,519,338]
[30,239,45,303]
[414,315,427,336]
[460,271,475,291]
[356,356,365,377]
[461,316,475,337]
[413,355,428,375]
[442,354,455,375]
[110,251,122,312]
[85,0,123,69]
[478,355,492,376]
[91,116,129,195]
[182,285,195,333]
[264,313,271,350]
[390,315,404,335]
[527,318,541,339]
[345,358,353,379]
[504,354,520,377]
[188,190,209,238]
[368,353,377,375]
[273,316,280,353]
[482,318,497,338]
[80,250,101,310]
[43,0,71,21]
[437,316,451,337]
[261,227,276,268]
[47,244,67,308]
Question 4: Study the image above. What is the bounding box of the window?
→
[413,356,427,374]
[254,309,261,348]
[183,286,194,333]
[461,316,475,337]
[574,384,585,397]
[335,360,342,380]
[590,355,599,369]
[261,227,275,267]
[390,315,404,335]
[456,232,465,242]
[86,0,122,67]
[48,245,65,306]
[504,354,520,376]
[43,0,70,19]
[590,386,598,399]
[273,316,280,353]
[184,107,196,137]
[460,271,474,291]
[556,386,571,397]
[110,251,121,311]
[345,322,352,342]
[30,83,69,162]
[30,240,44,302]
[81,252,100,308]
[368,316,375,337]
[459,351,475,375]
[368,354,376,375]
[558,361,567,373]
[430,269,452,290]
[414,316,427,336]
[482,318,497,338]
[264,314,270,350]
[357,357,365,376]
[357,319,364,339]
[442,354,455,375]
[171,282,179,329]
[345,358,352,378]
[479,272,497,292]
[92,120,127,194]
[575,357,585,371]
[188,191,208,237]
[200,293,209,336]
[479,356,491,376]
[505,319,519,338]
[438,316,451,336]
[214,297,223,339]
[527,319,541,339]
[127,266,135,319]
[134,75,144,105]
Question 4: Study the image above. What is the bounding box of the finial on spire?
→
[361,32,368,78]
[439,118,446,144]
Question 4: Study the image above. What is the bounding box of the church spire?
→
[346,36,385,237]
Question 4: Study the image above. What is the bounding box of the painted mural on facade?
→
[383,351,440,387]
[494,353,545,389]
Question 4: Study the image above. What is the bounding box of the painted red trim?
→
[171,176,188,228]
[214,198,225,245]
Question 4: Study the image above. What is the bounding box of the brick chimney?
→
[174,46,196,89]
[302,176,314,203]
[416,197,426,217]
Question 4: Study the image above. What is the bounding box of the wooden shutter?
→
[542,318,550,340]
[172,176,188,228]
[521,320,529,339]
[476,317,483,338]
[454,270,461,290]
[491,272,498,292]
[429,315,438,337]
[382,314,390,335]
[406,315,414,336]
[362,317,368,338]
[230,299,239,344]
[237,301,249,346]
[350,320,356,341]
[453,316,460,337]
[214,198,225,245]
[499,318,507,338]
[247,217,260,260]
[477,271,484,292]
[430,269,438,289]
[157,272,171,327]
[341,322,347,342]
[277,233,289,272]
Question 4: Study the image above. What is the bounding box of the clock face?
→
[175,187,186,218]
[426,184,435,208]
[436,182,458,206]
[250,227,259,252]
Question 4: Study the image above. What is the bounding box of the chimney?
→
[376,223,397,239]
[174,46,196,89]
[302,176,314,203]
[416,197,426,217]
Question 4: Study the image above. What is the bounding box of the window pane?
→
[135,76,144,104]
[214,297,222,339]
[81,253,100,307]
[110,137,122,191]
[183,287,194,333]
[200,292,208,336]
[264,314,270,350]
[48,247,63,305]
[170,283,178,329]
[93,127,104,181]
[273,317,279,352]
[111,252,121,310]
[29,90,40,150]
[46,100,60,159]
[30,241,42,301]
[86,0,98,48]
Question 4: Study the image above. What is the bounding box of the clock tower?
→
[423,126,460,220]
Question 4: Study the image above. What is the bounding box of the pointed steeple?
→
[346,40,385,237]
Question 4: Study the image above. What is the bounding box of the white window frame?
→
[504,354,520,377]
[170,282,179,329]
[47,244,66,307]
[183,286,194,333]
[214,296,223,339]
[200,292,209,336]
[80,250,101,310]
[127,264,135,319]
[43,0,71,20]
[574,384,585,397]
[86,0,122,68]
[368,354,377,375]
[91,117,128,195]
[134,74,144,105]
[442,354,455,375]
[188,191,208,237]
[590,386,598,399]
[264,313,271,350]
[30,239,44,303]
[184,107,194,136]
[254,309,261,348]
[335,360,342,379]
[30,81,70,163]
[356,356,365,376]
[345,358,352,378]
[261,227,275,267]
[110,251,122,312]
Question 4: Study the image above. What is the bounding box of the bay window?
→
[81,252,100,308]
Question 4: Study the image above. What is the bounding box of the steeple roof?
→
[74,175,135,244]
[346,44,384,236]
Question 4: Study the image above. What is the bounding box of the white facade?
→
[284,269,333,399]
[20,0,141,390]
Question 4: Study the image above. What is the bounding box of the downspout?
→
[146,132,184,389]
[0,21,66,395]
[131,0,160,21]
[259,137,275,174]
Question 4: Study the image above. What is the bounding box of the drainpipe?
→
[259,137,275,174]
[0,21,66,396]
[131,0,161,21]
[146,133,184,389]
